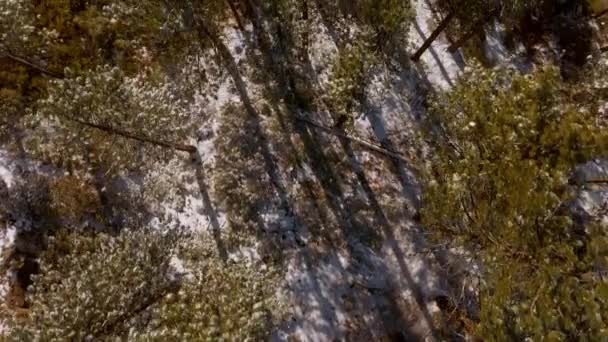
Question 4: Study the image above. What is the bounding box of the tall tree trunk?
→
[66,116,196,153]
[226,0,246,33]
[411,11,455,62]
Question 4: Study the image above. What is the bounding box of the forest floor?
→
[2,1,606,340]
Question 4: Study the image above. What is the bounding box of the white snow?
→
[409,0,463,89]
[5,2,601,340]
[0,150,14,188]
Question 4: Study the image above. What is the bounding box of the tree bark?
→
[67,117,196,153]
[411,11,455,62]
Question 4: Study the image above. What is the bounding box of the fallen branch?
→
[67,116,197,153]
[1,50,62,78]
[294,116,412,164]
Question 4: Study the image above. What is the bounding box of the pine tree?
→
[23,66,196,174]
[2,229,281,340]
[421,63,608,339]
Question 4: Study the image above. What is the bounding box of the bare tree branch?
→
[0,49,63,78]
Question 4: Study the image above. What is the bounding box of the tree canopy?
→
[422,64,608,339]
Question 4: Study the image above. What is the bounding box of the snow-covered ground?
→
[1,1,604,340]
[0,150,14,188]
[409,0,463,89]
[143,2,470,340]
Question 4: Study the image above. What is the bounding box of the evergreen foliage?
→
[23,66,194,173]
[3,229,281,340]
[422,64,608,339]
[1,0,607,340]
[326,42,376,129]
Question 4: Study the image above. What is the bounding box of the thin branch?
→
[66,116,196,153]
[0,50,63,78]
[294,115,413,164]
[584,179,608,185]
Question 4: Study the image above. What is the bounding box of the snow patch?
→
[409,0,463,89]
[0,150,14,188]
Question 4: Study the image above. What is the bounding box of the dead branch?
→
[294,116,413,164]
[0,49,62,78]
[67,116,196,153]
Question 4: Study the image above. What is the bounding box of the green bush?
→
[422,64,608,339]
[4,229,177,340]
[325,42,375,129]
[212,104,272,243]
[3,229,282,340]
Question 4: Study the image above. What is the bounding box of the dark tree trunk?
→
[411,11,455,62]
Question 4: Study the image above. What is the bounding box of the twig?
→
[0,50,62,78]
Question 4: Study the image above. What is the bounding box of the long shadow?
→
[363,98,421,212]
[244,2,361,251]
[363,69,480,332]
[208,18,362,338]
[266,110,351,340]
[243,7,372,337]
[335,129,440,340]
[192,155,228,261]
[208,24,296,233]
[267,9,439,338]
[312,0,345,50]
[239,4,451,339]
